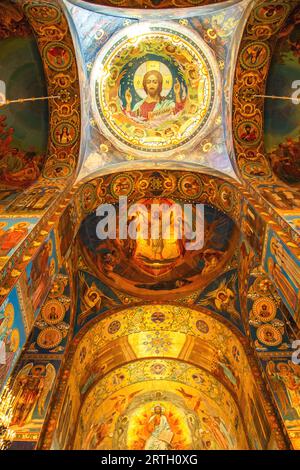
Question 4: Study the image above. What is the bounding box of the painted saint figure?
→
[125,70,185,121]
[144,405,173,450]
[0,222,29,257]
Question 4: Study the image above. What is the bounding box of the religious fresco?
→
[196,269,243,331]
[57,202,78,259]
[238,239,256,334]
[1,0,300,454]
[6,185,59,214]
[0,286,26,393]
[241,201,266,259]
[79,0,225,9]
[40,304,286,450]
[0,0,82,295]
[283,213,300,234]
[263,228,300,322]
[91,22,220,157]
[0,0,32,40]
[0,0,81,324]
[0,217,38,269]
[25,231,58,319]
[247,270,294,353]
[79,202,238,299]
[23,272,71,356]
[66,0,248,179]
[7,267,72,447]
[75,270,121,331]
[22,0,81,185]
[265,5,300,185]
[0,1,48,193]
[262,357,300,450]
[74,370,248,450]
[232,0,300,240]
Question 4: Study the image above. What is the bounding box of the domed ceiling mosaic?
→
[64,0,250,180]
[90,22,220,157]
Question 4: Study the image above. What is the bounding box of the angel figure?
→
[198,274,240,322]
[11,363,56,427]
[266,361,300,419]
[77,273,113,325]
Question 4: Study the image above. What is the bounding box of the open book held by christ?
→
[158,430,174,444]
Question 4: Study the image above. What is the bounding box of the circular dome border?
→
[90,21,220,157]
[75,0,229,9]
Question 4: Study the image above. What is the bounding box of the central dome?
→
[91,21,220,157]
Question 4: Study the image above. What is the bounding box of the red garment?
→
[137,101,156,120]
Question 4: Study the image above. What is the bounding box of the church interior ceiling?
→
[0,1,48,207]
[0,0,299,453]
[265,5,300,186]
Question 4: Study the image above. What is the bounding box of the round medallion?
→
[44,42,72,71]
[25,3,61,23]
[242,161,272,179]
[196,319,209,334]
[37,327,63,349]
[108,320,121,334]
[253,3,288,25]
[253,297,277,323]
[178,174,203,199]
[257,324,282,347]
[240,42,270,70]
[110,174,134,199]
[235,121,261,147]
[42,299,65,325]
[80,183,96,213]
[91,22,220,157]
[151,311,166,323]
[219,183,235,212]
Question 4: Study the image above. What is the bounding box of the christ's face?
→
[145,74,159,97]
[154,406,162,415]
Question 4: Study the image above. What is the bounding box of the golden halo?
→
[257,324,282,347]
[37,327,63,350]
[4,303,14,328]
[10,329,20,352]
[133,61,173,99]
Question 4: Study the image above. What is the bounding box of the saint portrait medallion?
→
[91,22,220,157]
